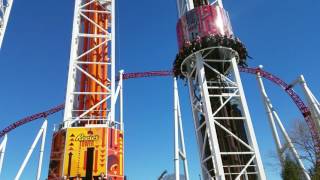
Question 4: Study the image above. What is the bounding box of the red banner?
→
[176,5,233,49]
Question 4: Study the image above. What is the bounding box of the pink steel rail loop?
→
[1,68,319,162]
[240,67,320,163]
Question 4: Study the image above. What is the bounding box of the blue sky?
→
[0,0,320,179]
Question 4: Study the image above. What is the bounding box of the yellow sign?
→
[63,127,108,178]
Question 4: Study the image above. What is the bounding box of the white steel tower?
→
[174,0,266,179]
[47,0,124,179]
[63,0,116,128]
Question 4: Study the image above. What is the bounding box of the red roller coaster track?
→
[0,104,65,137]
[1,67,319,159]
[240,67,320,160]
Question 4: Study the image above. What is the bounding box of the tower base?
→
[48,126,124,180]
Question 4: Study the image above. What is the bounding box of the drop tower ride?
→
[47,0,124,179]
[173,0,266,179]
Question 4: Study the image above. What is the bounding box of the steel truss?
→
[0,0,13,48]
[63,0,116,128]
[180,47,265,180]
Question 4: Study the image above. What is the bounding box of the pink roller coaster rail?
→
[241,67,320,159]
[1,67,319,160]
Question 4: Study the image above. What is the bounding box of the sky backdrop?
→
[0,0,320,179]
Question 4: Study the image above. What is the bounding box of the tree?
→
[288,120,320,179]
[290,120,316,167]
[312,168,320,180]
[281,155,302,180]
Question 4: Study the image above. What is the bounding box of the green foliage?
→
[311,166,320,180]
[281,156,302,180]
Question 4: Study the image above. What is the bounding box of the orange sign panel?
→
[48,130,67,180]
[62,127,124,179]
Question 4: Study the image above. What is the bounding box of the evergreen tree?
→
[311,166,320,180]
[281,156,302,180]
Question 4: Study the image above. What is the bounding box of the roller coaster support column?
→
[37,119,47,180]
[0,134,7,175]
[297,76,320,134]
[174,77,190,180]
[256,67,310,180]
[256,67,285,165]
[15,120,47,180]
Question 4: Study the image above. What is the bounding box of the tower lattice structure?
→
[174,0,266,179]
[47,0,124,179]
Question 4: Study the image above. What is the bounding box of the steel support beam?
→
[256,69,285,165]
[15,120,47,180]
[0,134,7,175]
[174,77,190,180]
[299,75,320,134]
